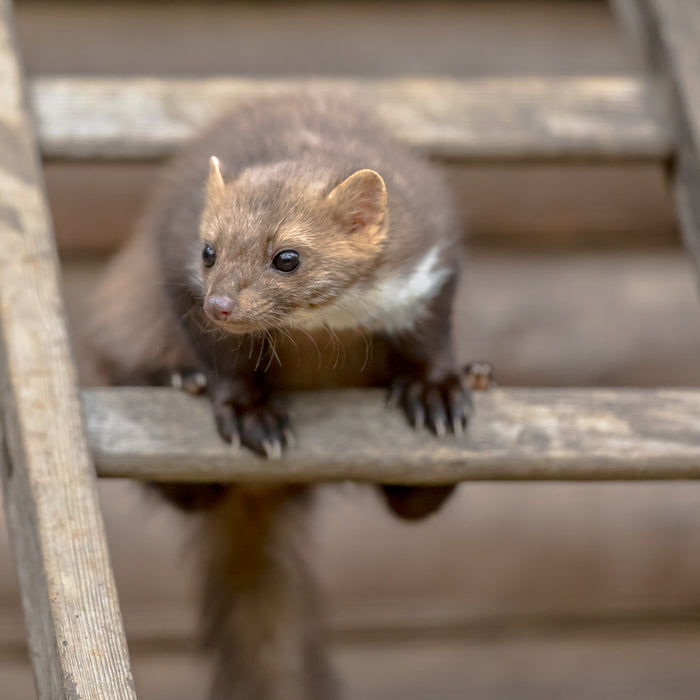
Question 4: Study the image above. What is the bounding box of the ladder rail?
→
[0,1,136,697]
[612,0,700,285]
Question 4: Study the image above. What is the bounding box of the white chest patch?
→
[286,245,450,333]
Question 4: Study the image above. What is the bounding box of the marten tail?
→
[198,485,336,700]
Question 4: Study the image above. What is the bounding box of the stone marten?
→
[89,92,471,700]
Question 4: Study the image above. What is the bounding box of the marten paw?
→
[214,398,293,459]
[388,373,473,436]
[169,367,208,395]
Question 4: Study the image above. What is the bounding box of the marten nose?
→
[204,295,235,321]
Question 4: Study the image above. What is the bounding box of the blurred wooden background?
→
[4,1,700,698]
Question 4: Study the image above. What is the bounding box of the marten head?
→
[194,156,389,334]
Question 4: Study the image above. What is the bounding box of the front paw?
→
[388,373,472,436]
[169,367,208,395]
[214,397,293,459]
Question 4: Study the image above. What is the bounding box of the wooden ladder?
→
[1,0,698,697]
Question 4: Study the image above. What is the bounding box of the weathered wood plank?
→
[29,76,671,163]
[0,2,136,698]
[84,387,700,482]
[610,0,661,67]
[652,1,700,284]
[615,2,700,283]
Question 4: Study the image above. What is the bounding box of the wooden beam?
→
[0,2,136,698]
[652,1,700,283]
[84,387,700,482]
[610,0,661,67]
[614,2,700,283]
[30,76,672,163]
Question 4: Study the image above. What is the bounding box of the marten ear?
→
[200,156,226,241]
[206,155,226,205]
[327,169,388,240]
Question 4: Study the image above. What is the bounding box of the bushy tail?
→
[198,485,336,700]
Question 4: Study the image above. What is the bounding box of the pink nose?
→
[204,295,235,321]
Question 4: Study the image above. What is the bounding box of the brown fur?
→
[89,227,194,385]
[201,486,335,700]
[87,92,469,700]
[196,164,389,334]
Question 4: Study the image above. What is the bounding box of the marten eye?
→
[272,250,300,272]
[202,244,216,268]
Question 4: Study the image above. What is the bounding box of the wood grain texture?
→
[0,2,136,698]
[29,76,671,163]
[617,2,700,282]
[84,387,700,482]
[654,1,700,285]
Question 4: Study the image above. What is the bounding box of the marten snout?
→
[204,295,235,321]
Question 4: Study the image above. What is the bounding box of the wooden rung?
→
[85,387,700,483]
[30,76,672,163]
[0,1,135,697]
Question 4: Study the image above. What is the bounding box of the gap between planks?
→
[5,601,700,659]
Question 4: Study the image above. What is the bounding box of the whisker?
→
[253,334,267,371]
[263,329,282,371]
[274,326,301,367]
[359,329,374,373]
[292,324,323,373]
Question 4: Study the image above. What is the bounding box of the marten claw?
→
[283,427,297,449]
[386,380,404,410]
[261,439,283,460]
[433,416,447,438]
[213,400,292,459]
[424,385,448,436]
[214,404,241,447]
[447,380,473,435]
[390,374,472,437]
